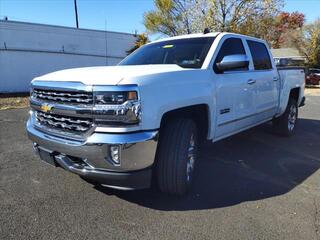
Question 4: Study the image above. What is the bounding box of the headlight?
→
[93,88,141,126]
[94,91,137,105]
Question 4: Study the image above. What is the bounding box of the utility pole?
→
[74,0,79,28]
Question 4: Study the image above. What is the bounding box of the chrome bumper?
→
[26,119,158,189]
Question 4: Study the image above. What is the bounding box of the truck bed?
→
[277,66,305,116]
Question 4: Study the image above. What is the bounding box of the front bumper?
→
[26,119,158,189]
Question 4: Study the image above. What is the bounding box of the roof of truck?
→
[151,32,266,44]
[151,32,221,43]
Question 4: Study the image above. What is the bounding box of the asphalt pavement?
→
[1,89,320,240]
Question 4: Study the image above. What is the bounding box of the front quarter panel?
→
[120,69,214,137]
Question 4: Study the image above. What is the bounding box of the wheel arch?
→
[278,87,301,117]
[159,104,211,142]
[289,87,300,103]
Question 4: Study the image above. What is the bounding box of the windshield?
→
[119,37,215,69]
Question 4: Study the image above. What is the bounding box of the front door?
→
[213,37,256,138]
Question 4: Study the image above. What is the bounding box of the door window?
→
[214,38,247,73]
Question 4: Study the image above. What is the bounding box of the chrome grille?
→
[33,89,93,104]
[35,111,92,133]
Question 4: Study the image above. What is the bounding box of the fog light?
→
[109,145,121,165]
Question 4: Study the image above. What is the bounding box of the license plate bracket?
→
[38,147,56,167]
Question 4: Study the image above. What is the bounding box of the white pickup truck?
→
[27,32,305,195]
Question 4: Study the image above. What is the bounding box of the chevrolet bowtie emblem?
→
[40,104,53,113]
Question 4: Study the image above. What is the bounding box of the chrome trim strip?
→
[36,111,92,132]
[100,184,137,191]
[86,131,158,145]
[218,107,276,127]
[30,98,93,118]
[31,81,93,92]
[33,89,93,104]
[213,117,273,143]
[30,111,94,141]
[94,126,142,133]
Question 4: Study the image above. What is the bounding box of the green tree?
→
[209,0,283,33]
[144,0,284,36]
[293,19,320,67]
[144,0,320,67]
[144,0,192,36]
[127,33,149,55]
[306,19,320,67]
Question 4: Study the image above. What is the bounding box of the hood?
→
[33,65,187,85]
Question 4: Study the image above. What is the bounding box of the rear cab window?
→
[246,40,273,70]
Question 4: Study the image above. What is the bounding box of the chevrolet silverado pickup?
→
[27,32,305,195]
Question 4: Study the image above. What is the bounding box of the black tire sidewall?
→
[273,98,298,136]
[286,99,298,135]
[155,118,198,195]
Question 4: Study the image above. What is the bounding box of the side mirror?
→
[216,54,249,72]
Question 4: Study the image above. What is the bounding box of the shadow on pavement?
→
[94,118,320,211]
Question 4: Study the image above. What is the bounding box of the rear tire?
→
[272,98,298,137]
[156,118,198,196]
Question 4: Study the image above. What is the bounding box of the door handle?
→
[247,79,256,85]
[273,77,279,81]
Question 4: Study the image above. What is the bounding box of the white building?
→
[0,20,136,93]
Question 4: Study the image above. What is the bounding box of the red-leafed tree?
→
[271,11,305,48]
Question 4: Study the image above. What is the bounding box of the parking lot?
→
[0,89,320,240]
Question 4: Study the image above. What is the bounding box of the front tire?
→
[272,98,298,136]
[156,118,198,196]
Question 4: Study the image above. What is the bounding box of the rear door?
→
[213,37,256,138]
[246,40,279,122]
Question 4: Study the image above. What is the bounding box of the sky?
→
[0,0,319,35]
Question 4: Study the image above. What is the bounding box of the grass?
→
[0,96,29,110]
[305,88,320,96]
